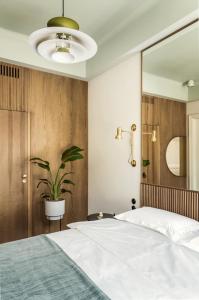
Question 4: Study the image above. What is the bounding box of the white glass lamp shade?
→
[187,80,195,87]
[29,27,97,64]
[115,127,123,140]
[52,50,75,63]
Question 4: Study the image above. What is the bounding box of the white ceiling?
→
[0,0,198,79]
[0,0,159,44]
[143,22,199,83]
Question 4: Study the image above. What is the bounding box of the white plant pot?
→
[45,199,65,221]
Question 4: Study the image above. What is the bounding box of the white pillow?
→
[115,207,199,242]
[179,232,199,252]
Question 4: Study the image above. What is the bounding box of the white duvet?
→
[48,218,199,300]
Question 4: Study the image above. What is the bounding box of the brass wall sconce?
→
[142,126,157,143]
[115,123,137,167]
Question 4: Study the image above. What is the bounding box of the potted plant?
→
[143,159,150,167]
[31,146,83,221]
[142,159,150,179]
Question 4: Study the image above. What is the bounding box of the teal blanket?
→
[0,235,109,300]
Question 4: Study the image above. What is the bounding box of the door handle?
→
[22,174,27,183]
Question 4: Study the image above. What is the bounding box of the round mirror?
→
[166,137,186,176]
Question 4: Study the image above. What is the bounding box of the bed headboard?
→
[141,183,199,221]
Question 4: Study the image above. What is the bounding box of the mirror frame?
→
[141,18,199,187]
[165,136,186,178]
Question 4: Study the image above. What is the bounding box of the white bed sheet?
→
[48,218,199,300]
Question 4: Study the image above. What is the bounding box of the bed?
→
[1,207,199,300]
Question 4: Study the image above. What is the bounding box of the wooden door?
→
[0,110,30,243]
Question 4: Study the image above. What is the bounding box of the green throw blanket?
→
[0,235,109,300]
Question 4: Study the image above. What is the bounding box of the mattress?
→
[48,218,199,300]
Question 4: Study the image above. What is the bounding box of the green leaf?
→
[57,172,73,188]
[41,194,50,199]
[59,162,65,169]
[143,159,150,167]
[62,153,84,163]
[62,179,74,185]
[62,146,83,156]
[30,157,49,165]
[41,192,48,196]
[61,189,72,195]
[40,192,50,196]
[37,180,52,190]
[61,146,84,162]
[32,162,50,171]
[39,178,52,185]
[37,181,48,189]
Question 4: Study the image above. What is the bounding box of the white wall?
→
[188,114,199,191]
[187,100,199,115]
[88,54,141,214]
[187,101,199,190]
[143,72,188,101]
[188,86,199,101]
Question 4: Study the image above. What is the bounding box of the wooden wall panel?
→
[0,62,88,237]
[0,63,27,111]
[141,183,199,221]
[70,80,88,223]
[0,110,29,243]
[25,70,88,235]
[142,95,186,189]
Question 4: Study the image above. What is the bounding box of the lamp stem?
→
[62,0,65,17]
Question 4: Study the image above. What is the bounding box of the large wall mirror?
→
[141,19,199,191]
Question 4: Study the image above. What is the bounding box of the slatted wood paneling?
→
[0,63,26,111]
[141,183,199,221]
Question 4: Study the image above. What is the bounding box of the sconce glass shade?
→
[152,130,157,142]
[115,127,123,140]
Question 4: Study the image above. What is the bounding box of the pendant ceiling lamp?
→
[29,0,97,64]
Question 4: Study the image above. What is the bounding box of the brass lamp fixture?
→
[142,125,157,143]
[115,123,137,167]
[29,0,97,64]
[115,127,124,140]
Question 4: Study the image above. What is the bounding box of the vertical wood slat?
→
[141,183,199,221]
[0,62,26,112]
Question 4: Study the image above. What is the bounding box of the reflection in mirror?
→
[166,137,186,177]
[142,20,199,191]
[189,114,199,191]
[142,124,160,185]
